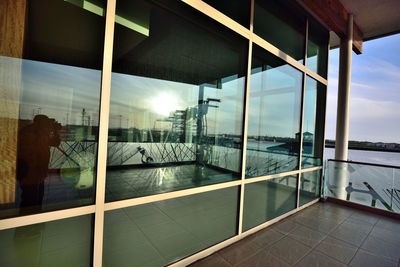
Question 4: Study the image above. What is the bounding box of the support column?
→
[333,14,353,200]
[335,14,353,161]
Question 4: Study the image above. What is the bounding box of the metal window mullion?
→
[237,0,254,236]
[0,205,96,231]
[320,34,331,198]
[93,0,116,266]
[297,19,309,208]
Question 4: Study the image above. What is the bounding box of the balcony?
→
[191,201,400,266]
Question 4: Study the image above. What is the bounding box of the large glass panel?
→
[325,161,400,213]
[301,76,326,169]
[299,170,321,206]
[246,45,302,178]
[243,175,297,231]
[307,19,329,78]
[106,0,247,202]
[0,0,105,218]
[103,187,239,266]
[202,0,251,28]
[253,0,306,62]
[0,215,93,267]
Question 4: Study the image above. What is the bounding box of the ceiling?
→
[330,0,400,48]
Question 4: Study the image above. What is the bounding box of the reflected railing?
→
[323,159,400,213]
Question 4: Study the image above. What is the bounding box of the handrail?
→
[327,158,400,170]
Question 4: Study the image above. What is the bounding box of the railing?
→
[323,159,400,213]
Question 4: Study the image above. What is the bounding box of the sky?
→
[325,34,400,143]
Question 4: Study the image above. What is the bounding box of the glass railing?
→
[324,159,400,213]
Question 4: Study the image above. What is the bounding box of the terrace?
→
[191,201,400,267]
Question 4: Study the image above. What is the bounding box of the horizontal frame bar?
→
[0,205,95,230]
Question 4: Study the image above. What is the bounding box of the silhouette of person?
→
[16,114,61,215]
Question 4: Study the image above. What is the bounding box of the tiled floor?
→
[191,201,400,267]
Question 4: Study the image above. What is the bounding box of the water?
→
[324,147,400,167]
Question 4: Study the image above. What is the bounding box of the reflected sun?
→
[152,93,177,116]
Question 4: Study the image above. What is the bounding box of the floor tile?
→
[269,236,312,265]
[288,225,326,247]
[190,253,231,267]
[375,217,400,233]
[271,219,298,235]
[295,250,345,267]
[218,237,261,265]
[249,228,285,248]
[361,235,400,261]
[348,211,379,225]
[349,249,398,267]
[236,249,290,267]
[328,220,371,247]
[315,236,358,264]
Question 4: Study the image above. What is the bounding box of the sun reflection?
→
[151,93,177,116]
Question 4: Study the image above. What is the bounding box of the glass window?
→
[202,0,251,28]
[253,0,306,62]
[299,170,321,206]
[307,19,329,78]
[246,45,302,178]
[243,175,297,231]
[0,0,105,218]
[301,76,326,169]
[103,187,239,266]
[106,0,248,202]
[0,215,93,267]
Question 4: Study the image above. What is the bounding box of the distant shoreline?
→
[325,144,400,153]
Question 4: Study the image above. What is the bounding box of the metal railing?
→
[323,159,400,213]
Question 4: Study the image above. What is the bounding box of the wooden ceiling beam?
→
[299,0,363,54]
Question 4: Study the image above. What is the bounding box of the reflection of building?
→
[1,0,399,266]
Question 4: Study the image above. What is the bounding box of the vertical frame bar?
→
[237,0,254,235]
[297,18,309,208]
[320,33,331,198]
[93,0,116,266]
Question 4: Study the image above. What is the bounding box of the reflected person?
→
[17,115,61,214]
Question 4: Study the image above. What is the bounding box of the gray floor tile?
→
[369,226,400,244]
[249,228,285,248]
[361,235,400,261]
[236,249,290,267]
[218,237,261,265]
[328,220,372,246]
[271,219,298,235]
[375,217,400,233]
[269,236,312,265]
[349,249,398,267]
[315,236,358,264]
[288,225,326,247]
[190,253,231,267]
[291,213,342,234]
[295,250,346,267]
[348,211,380,225]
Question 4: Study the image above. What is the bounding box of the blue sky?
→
[326,34,400,143]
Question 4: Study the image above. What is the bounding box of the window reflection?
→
[243,175,297,231]
[300,170,321,206]
[301,77,326,168]
[0,0,105,218]
[246,45,302,178]
[105,0,247,201]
